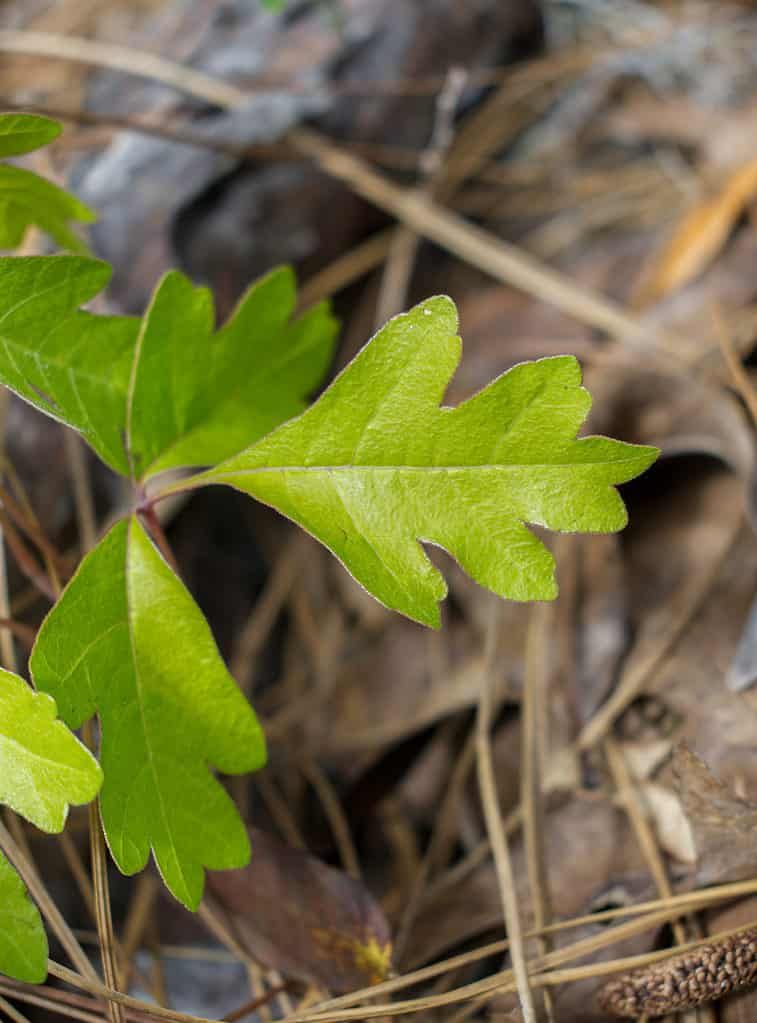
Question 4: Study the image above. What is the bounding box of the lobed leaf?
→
[0,668,103,833]
[0,850,47,983]
[194,297,659,627]
[0,116,94,252]
[0,165,95,254]
[0,257,336,478]
[0,256,138,474]
[0,665,102,984]
[127,266,338,480]
[30,516,267,910]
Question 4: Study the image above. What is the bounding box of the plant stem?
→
[138,504,180,575]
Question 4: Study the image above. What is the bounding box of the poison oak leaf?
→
[0,113,94,252]
[0,256,336,479]
[0,165,95,253]
[30,516,267,910]
[0,113,61,158]
[127,265,337,480]
[0,667,103,983]
[0,668,103,832]
[191,297,659,627]
[0,256,138,474]
[0,851,47,984]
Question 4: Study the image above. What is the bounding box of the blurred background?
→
[4,2,757,1021]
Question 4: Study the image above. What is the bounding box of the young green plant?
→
[0,112,658,984]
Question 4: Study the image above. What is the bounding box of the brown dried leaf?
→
[589,367,753,480]
[621,738,674,782]
[609,470,747,743]
[639,782,697,865]
[309,611,497,756]
[634,515,757,850]
[728,593,757,693]
[206,827,391,993]
[408,799,648,967]
[572,534,628,725]
[673,744,757,885]
[637,159,757,307]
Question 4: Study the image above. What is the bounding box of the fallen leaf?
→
[728,592,757,693]
[626,502,757,808]
[640,781,697,865]
[206,826,391,993]
[588,369,753,480]
[313,614,485,756]
[620,738,674,782]
[573,534,629,725]
[408,798,648,967]
[636,158,757,306]
[606,469,748,762]
[673,744,757,885]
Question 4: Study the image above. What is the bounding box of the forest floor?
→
[4,2,757,1021]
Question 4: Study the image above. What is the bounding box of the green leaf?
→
[30,516,267,910]
[194,297,659,627]
[0,165,95,254]
[0,256,139,474]
[0,668,102,832]
[0,665,102,984]
[127,266,337,480]
[0,197,32,248]
[0,114,93,253]
[0,850,47,983]
[0,257,335,478]
[0,113,61,158]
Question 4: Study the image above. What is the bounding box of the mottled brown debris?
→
[597,928,757,1017]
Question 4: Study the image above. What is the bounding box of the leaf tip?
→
[406,601,443,630]
[414,294,459,334]
[615,441,661,488]
[79,255,114,291]
[180,889,203,913]
[543,578,559,602]
[638,444,661,472]
[251,729,269,772]
[26,960,49,985]
[78,204,98,226]
[270,262,296,289]
[37,113,63,141]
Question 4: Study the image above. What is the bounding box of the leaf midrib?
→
[124,522,190,904]
[214,455,649,476]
